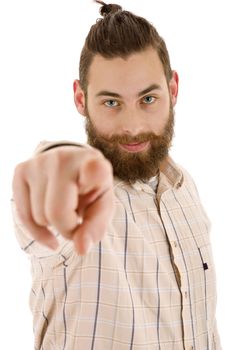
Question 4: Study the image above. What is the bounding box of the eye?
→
[142,96,156,104]
[104,100,119,108]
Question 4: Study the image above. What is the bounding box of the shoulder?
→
[170,158,200,198]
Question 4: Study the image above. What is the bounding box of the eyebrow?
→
[95,83,162,99]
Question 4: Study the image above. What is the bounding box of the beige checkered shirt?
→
[12,142,222,350]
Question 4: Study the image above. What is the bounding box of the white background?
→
[0,0,232,348]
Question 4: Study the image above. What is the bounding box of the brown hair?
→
[79,1,173,94]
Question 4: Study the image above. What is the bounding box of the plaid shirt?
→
[12,142,222,350]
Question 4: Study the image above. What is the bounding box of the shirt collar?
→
[159,155,184,189]
[113,155,184,192]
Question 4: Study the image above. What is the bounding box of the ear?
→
[169,71,179,107]
[73,79,86,116]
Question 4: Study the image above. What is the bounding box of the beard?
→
[84,102,175,183]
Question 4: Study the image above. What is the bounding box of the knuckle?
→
[14,157,45,184]
[46,147,83,170]
[42,149,64,170]
[53,148,71,163]
[35,148,68,170]
[87,157,112,176]
[83,148,106,163]
[13,161,27,181]
[91,148,104,159]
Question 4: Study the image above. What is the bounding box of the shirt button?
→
[173,241,178,248]
[185,291,188,298]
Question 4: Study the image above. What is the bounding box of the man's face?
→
[75,47,178,183]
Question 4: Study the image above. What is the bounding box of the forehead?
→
[87,47,167,96]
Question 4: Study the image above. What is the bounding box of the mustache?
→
[99,132,162,145]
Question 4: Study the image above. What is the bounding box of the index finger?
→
[72,185,115,255]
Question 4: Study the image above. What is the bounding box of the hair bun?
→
[95,1,122,17]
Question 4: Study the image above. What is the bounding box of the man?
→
[12,1,222,349]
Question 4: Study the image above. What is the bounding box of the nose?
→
[119,109,145,136]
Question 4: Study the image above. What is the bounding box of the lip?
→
[119,141,150,153]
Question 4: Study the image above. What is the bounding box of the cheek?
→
[90,112,116,137]
[149,104,171,133]
[99,123,115,136]
[88,103,119,136]
[149,120,165,134]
